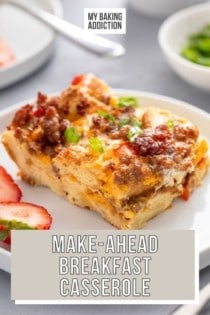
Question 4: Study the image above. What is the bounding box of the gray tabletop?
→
[0,0,209,314]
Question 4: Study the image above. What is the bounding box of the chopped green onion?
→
[89,137,104,153]
[190,24,210,41]
[118,96,138,108]
[118,117,143,129]
[131,118,142,128]
[181,47,199,63]
[97,110,115,122]
[190,38,210,53]
[64,127,81,144]
[118,117,130,128]
[166,120,174,129]
[181,24,210,67]
[127,126,143,142]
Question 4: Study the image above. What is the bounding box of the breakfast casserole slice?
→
[2,74,209,229]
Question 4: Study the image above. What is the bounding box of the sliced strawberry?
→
[0,38,15,68]
[0,166,22,202]
[0,202,52,231]
[0,225,10,244]
[3,231,11,245]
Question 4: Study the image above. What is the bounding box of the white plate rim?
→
[0,89,209,273]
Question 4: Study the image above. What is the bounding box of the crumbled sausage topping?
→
[174,124,198,142]
[112,122,198,185]
[10,93,70,157]
[76,101,89,115]
[130,125,174,157]
[9,79,200,190]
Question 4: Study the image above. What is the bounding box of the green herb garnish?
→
[118,117,130,128]
[190,24,210,42]
[64,127,81,144]
[118,117,142,129]
[131,118,142,128]
[0,219,34,230]
[97,110,115,122]
[89,137,104,153]
[118,96,138,108]
[181,24,210,67]
[127,126,143,142]
[166,120,174,129]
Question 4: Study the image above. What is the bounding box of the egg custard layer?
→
[2,74,209,229]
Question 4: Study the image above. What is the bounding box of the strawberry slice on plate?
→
[0,225,11,245]
[0,37,15,68]
[0,202,52,244]
[0,165,22,202]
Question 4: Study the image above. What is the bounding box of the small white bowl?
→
[158,3,210,91]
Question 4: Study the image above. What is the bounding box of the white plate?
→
[0,0,62,88]
[0,90,210,273]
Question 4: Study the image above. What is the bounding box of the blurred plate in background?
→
[0,0,62,88]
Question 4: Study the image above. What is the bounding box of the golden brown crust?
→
[2,74,209,229]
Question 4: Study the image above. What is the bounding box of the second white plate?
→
[0,90,210,273]
[0,0,63,88]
